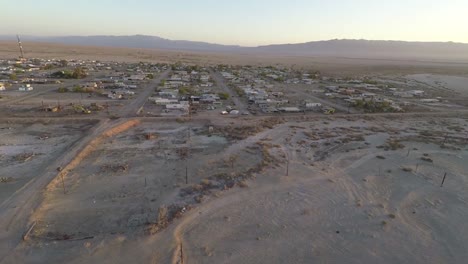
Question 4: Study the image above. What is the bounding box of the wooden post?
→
[145,177,147,187]
[185,165,188,184]
[407,149,411,157]
[23,221,37,241]
[286,159,289,176]
[440,173,447,187]
[415,164,419,173]
[180,242,184,264]
[60,173,66,194]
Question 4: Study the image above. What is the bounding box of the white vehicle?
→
[19,84,33,91]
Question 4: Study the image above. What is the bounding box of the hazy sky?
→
[1,0,467,46]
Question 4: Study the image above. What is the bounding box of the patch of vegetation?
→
[232,86,245,97]
[402,167,413,172]
[178,86,199,96]
[9,73,17,81]
[72,85,94,93]
[421,156,433,163]
[218,92,230,100]
[378,139,405,151]
[57,87,69,93]
[51,67,87,79]
[353,100,398,113]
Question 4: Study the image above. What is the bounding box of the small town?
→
[1,57,461,119]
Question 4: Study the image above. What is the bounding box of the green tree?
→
[218,92,230,100]
[59,60,68,67]
[9,73,17,81]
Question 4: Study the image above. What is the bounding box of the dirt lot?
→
[2,115,467,264]
[0,121,95,204]
[27,121,265,242]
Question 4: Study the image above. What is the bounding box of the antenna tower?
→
[17,35,25,59]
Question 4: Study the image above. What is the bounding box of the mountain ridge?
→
[1,35,467,60]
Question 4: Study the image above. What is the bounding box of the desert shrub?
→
[218,92,230,100]
[57,87,69,93]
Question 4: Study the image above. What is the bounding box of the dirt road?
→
[0,119,117,262]
[209,69,249,113]
[120,70,170,118]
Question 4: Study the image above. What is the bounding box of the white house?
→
[149,97,179,105]
[166,103,189,111]
[0,83,5,91]
[127,74,146,81]
[305,102,322,109]
[279,107,301,113]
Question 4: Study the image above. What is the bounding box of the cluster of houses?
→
[162,70,212,89]
[322,84,402,111]
[285,73,321,85]
[0,58,167,99]
[148,68,224,115]
[219,67,323,114]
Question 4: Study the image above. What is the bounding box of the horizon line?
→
[0,34,467,48]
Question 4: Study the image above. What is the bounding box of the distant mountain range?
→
[1,35,468,61]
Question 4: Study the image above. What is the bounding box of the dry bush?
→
[101,163,129,173]
[238,180,249,188]
[421,156,433,163]
[0,177,14,183]
[378,139,405,151]
[14,152,36,163]
[145,133,157,140]
[402,167,413,172]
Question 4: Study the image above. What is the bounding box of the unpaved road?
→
[209,69,249,113]
[120,70,170,118]
[0,119,112,262]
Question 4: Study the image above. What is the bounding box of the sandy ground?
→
[0,121,94,202]
[2,116,467,264]
[406,74,468,97]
